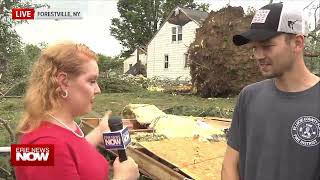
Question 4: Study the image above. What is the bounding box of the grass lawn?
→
[0,91,236,177]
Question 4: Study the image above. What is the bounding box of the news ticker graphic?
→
[11,8,83,20]
[103,126,131,150]
[11,144,54,166]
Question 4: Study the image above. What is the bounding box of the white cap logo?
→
[251,9,270,24]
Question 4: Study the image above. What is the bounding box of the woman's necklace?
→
[48,114,84,138]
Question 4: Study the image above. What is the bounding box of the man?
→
[222,2,320,180]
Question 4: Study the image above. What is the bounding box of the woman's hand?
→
[85,111,112,146]
[113,157,139,180]
[98,111,112,133]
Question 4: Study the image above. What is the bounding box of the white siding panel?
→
[147,21,198,80]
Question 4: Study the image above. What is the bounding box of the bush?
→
[5,81,27,96]
[98,76,145,93]
[97,74,194,94]
[0,80,27,96]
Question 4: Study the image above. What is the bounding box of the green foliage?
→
[1,44,41,96]
[5,44,40,80]
[98,76,145,93]
[305,33,320,75]
[163,105,233,118]
[110,0,209,57]
[0,0,47,60]
[97,54,112,73]
[5,81,27,96]
[97,74,186,94]
[24,44,41,62]
[5,43,41,78]
[97,54,124,75]
[305,56,320,75]
[0,0,46,98]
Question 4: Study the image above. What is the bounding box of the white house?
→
[146,7,208,81]
[123,47,147,74]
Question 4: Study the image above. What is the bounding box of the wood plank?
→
[139,138,227,180]
[201,119,231,130]
[202,116,232,122]
[126,146,188,180]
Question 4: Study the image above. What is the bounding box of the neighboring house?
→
[123,47,147,74]
[146,7,208,81]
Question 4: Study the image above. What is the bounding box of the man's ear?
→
[56,72,68,90]
[293,34,304,53]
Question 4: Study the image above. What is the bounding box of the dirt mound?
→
[188,6,263,97]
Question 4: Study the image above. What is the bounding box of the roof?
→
[179,7,209,25]
[146,6,208,47]
[125,62,146,76]
[167,7,208,26]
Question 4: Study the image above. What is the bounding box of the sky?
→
[14,0,318,57]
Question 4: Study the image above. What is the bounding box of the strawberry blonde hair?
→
[16,42,97,137]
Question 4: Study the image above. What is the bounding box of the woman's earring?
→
[61,90,68,98]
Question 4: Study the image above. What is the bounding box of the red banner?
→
[11,144,54,166]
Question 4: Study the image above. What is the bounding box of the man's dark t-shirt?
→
[228,79,320,180]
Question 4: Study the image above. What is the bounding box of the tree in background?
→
[97,54,124,77]
[305,33,320,75]
[0,0,47,96]
[1,44,42,96]
[110,0,209,57]
[0,0,47,62]
[303,1,320,75]
[6,44,41,81]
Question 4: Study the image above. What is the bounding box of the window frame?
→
[172,27,177,42]
[184,53,189,68]
[164,55,169,69]
[171,26,182,42]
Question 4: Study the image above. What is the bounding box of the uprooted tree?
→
[189,4,320,98]
[188,6,263,97]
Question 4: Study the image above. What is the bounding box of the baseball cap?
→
[233,2,309,46]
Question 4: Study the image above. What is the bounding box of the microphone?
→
[102,116,131,162]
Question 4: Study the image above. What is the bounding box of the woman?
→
[15,42,139,180]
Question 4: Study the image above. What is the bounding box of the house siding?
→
[147,21,198,81]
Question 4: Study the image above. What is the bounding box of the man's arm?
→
[221,145,240,180]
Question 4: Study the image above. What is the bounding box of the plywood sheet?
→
[139,138,227,180]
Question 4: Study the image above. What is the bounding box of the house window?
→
[172,26,182,42]
[164,55,169,69]
[184,53,189,67]
[178,26,182,41]
[129,64,132,69]
[172,27,176,41]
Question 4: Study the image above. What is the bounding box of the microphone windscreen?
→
[108,116,123,131]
